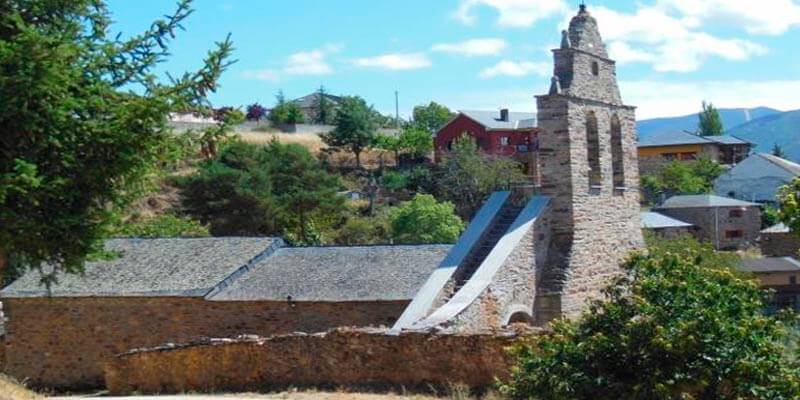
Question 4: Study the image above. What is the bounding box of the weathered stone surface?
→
[104,328,538,395]
[761,232,800,257]
[2,298,408,390]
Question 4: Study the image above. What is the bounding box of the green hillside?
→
[726,109,800,161]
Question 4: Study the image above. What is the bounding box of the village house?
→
[653,194,761,250]
[640,211,695,238]
[715,152,800,205]
[638,131,751,175]
[433,109,539,172]
[1,5,645,390]
[283,91,342,123]
[760,222,800,257]
[738,257,800,312]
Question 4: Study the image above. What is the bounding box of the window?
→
[591,61,599,76]
[663,153,677,161]
[791,275,797,285]
[678,152,697,160]
[500,136,509,146]
[729,209,744,218]
[610,115,624,190]
[586,111,601,188]
[725,230,744,239]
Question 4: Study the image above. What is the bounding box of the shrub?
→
[114,214,209,238]
[390,194,464,244]
[382,171,408,192]
[333,214,391,245]
[500,238,800,400]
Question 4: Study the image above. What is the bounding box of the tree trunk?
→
[354,150,362,169]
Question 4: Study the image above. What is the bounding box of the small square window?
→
[500,137,509,146]
[725,230,744,239]
[729,209,744,218]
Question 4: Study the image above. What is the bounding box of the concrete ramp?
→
[393,193,551,333]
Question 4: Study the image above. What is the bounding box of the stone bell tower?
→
[534,4,644,321]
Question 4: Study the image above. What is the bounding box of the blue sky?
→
[107,0,800,120]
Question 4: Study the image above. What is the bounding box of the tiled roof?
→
[1,238,281,298]
[656,194,760,209]
[638,131,750,147]
[291,92,342,109]
[739,257,800,273]
[640,211,694,229]
[459,110,537,130]
[208,245,452,302]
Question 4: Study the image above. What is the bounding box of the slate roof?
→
[739,257,800,273]
[208,245,452,302]
[291,92,342,109]
[638,131,750,148]
[762,222,791,234]
[656,194,760,209]
[641,211,694,229]
[459,110,537,130]
[1,238,281,298]
[758,153,800,176]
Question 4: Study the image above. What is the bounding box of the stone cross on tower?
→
[534,4,644,321]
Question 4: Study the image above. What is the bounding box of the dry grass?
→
[236,132,326,154]
[0,374,41,400]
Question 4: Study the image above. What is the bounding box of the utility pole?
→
[395,90,400,129]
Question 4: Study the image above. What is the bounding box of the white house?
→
[714,153,800,204]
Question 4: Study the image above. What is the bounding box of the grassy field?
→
[0,374,41,400]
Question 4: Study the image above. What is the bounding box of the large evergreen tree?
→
[313,85,336,125]
[0,0,233,280]
[322,96,378,168]
[698,101,724,136]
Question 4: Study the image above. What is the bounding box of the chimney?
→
[500,108,509,122]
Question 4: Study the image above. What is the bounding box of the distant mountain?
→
[637,107,781,139]
[726,109,800,161]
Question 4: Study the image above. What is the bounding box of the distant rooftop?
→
[1,238,281,298]
[757,153,800,176]
[459,110,537,130]
[640,211,694,229]
[291,92,342,109]
[638,131,750,148]
[209,245,452,302]
[656,194,760,209]
[739,257,800,273]
[762,222,791,234]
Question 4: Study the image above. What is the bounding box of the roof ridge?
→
[758,152,800,173]
[203,238,286,300]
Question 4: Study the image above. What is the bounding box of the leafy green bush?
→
[390,194,464,244]
[641,156,724,204]
[382,171,408,192]
[500,238,800,400]
[333,214,391,245]
[114,214,209,238]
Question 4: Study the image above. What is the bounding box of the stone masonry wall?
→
[2,297,407,389]
[656,206,761,250]
[105,328,534,395]
[760,232,800,257]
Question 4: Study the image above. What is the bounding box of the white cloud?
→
[656,0,800,35]
[454,0,569,28]
[352,53,432,70]
[243,44,341,81]
[479,60,550,78]
[431,38,508,56]
[620,79,800,119]
[591,6,767,72]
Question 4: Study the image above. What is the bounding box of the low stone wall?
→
[105,328,535,395]
[760,232,800,257]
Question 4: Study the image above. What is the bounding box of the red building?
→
[433,109,540,172]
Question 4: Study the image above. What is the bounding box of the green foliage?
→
[390,194,464,244]
[774,143,787,159]
[0,0,233,278]
[382,171,408,192]
[699,100,724,136]
[412,101,455,133]
[332,213,391,245]
[322,96,379,168]
[113,214,209,238]
[762,204,781,229]
[436,136,526,217]
[398,126,434,159]
[501,237,800,400]
[778,177,800,234]
[181,141,343,243]
[268,90,305,125]
[641,156,724,203]
[312,85,336,124]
